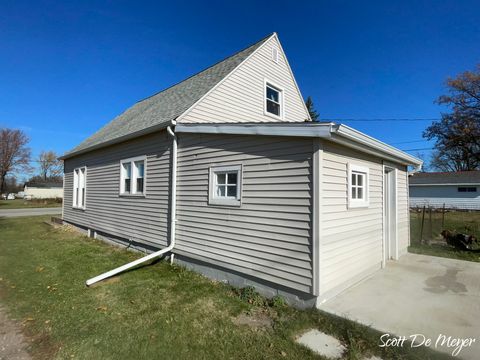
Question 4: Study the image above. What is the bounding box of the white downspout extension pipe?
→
[85,125,178,286]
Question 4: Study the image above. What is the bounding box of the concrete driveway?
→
[320,253,480,359]
[0,208,61,218]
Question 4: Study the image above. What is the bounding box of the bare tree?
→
[0,128,31,193]
[424,64,480,171]
[38,150,62,180]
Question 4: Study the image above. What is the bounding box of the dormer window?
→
[264,80,283,119]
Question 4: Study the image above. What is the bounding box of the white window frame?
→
[208,165,242,207]
[348,163,369,208]
[72,166,87,210]
[264,79,284,120]
[119,155,147,197]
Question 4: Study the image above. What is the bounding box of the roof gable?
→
[63,34,273,158]
[177,34,311,124]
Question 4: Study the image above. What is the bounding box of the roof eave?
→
[332,124,423,167]
[59,121,173,160]
[175,122,423,167]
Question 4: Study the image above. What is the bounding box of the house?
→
[24,181,63,199]
[409,171,480,210]
[60,33,422,307]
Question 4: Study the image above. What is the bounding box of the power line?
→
[401,147,435,152]
[391,140,430,145]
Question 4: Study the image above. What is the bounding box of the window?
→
[120,156,146,196]
[73,167,86,209]
[209,165,242,206]
[348,164,369,208]
[264,80,283,119]
[458,187,477,192]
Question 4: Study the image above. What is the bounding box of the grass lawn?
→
[0,198,62,209]
[409,210,480,263]
[0,217,451,360]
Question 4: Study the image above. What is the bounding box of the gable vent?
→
[272,47,279,63]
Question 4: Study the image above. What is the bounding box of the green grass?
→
[0,198,62,209]
[409,210,480,262]
[0,217,451,360]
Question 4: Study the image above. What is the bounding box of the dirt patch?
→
[0,305,31,360]
[232,309,273,330]
[89,276,121,288]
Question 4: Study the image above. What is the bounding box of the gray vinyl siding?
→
[410,185,480,210]
[63,131,171,248]
[179,36,309,124]
[319,141,384,298]
[175,133,314,294]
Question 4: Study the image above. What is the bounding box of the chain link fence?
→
[410,206,480,246]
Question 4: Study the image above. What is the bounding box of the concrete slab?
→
[296,329,346,359]
[320,253,480,360]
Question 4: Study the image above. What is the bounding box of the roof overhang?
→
[59,122,171,160]
[175,122,423,167]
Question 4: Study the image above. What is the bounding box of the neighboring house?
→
[24,181,63,199]
[60,33,422,307]
[409,171,480,210]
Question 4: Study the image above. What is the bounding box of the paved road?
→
[0,207,62,218]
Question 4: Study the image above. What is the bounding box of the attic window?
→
[272,47,279,63]
[264,80,283,119]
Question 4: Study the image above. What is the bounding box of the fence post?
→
[429,207,433,244]
[420,205,426,244]
[442,203,446,229]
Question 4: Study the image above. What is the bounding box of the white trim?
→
[208,165,242,207]
[333,125,422,166]
[347,163,369,208]
[119,155,147,197]
[312,139,322,296]
[176,123,333,137]
[382,164,386,268]
[264,78,284,120]
[176,33,276,124]
[273,33,312,122]
[175,123,422,167]
[72,166,87,210]
[382,165,399,264]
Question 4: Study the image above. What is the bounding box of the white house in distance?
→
[60,33,422,307]
[24,181,64,199]
[409,171,480,210]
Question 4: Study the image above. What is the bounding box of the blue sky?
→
[1,1,479,177]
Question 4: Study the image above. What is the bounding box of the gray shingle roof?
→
[64,33,273,158]
[25,181,63,188]
[409,171,480,185]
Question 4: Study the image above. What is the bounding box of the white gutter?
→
[85,125,178,286]
[175,122,422,167]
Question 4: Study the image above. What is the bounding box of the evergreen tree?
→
[305,96,320,122]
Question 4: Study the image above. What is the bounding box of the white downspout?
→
[85,125,178,286]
